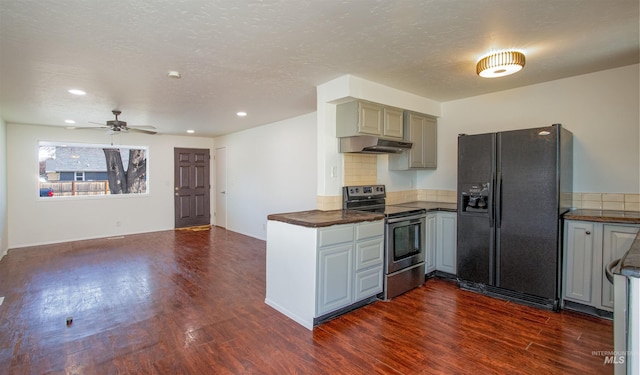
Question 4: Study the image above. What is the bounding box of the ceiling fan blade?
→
[67,125,109,130]
[129,125,156,130]
[128,127,157,135]
[88,111,157,135]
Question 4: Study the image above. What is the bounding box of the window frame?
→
[37,140,150,200]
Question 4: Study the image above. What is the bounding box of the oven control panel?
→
[344,185,385,199]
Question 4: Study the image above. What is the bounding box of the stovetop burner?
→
[343,185,426,219]
[384,205,426,218]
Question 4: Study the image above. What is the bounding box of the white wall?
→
[7,123,214,248]
[0,118,7,258]
[214,112,317,240]
[418,64,640,194]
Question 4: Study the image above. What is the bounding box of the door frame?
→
[174,147,211,228]
[214,147,227,229]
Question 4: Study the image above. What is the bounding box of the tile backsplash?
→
[572,193,640,211]
[343,153,377,186]
[318,191,640,212]
[319,154,640,212]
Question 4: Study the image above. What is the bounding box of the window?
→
[38,141,149,198]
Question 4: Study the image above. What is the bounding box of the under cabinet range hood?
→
[339,136,412,154]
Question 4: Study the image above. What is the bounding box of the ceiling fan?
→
[77,110,157,135]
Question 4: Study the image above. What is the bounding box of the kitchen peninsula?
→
[265,209,384,330]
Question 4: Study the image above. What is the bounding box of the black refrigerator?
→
[456,124,572,310]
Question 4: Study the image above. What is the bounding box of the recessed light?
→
[186,129,195,134]
[68,89,86,96]
[237,111,247,117]
[64,119,76,124]
[168,71,181,79]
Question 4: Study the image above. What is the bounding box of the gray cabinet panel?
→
[317,244,353,315]
[564,221,595,304]
[336,100,404,139]
[436,212,457,274]
[389,111,437,170]
[355,238,384,271]
[601,224,639,308]
[355,266,384,300]
[425,213,437,274]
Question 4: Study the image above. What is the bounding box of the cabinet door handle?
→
[585,231,591,235]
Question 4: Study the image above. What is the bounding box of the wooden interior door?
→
[174,148,210,228]
[214,147,227,228]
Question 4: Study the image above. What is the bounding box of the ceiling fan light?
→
[476,51,526,78]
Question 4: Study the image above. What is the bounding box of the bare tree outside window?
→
[38,141,149,197]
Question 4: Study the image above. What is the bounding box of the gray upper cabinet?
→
[383,106,404,139]
[389,111,437,170]
[336,100,404,140]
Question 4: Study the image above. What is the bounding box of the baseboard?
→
[562,300,613,320]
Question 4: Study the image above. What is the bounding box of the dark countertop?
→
[394,201,458,212]
[563,209,640,224]
[619,232,640,278]
[267,210,384,228]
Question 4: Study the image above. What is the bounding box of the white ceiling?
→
[0,0,638,137]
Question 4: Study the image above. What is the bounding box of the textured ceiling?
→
[0,0,638,136]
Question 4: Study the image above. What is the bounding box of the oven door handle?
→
[386,215,426,224]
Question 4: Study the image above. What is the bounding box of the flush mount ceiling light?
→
[476,51,526,78]
[236,111,247,117]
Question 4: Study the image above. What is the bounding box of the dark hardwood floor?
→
[0,227,613,374]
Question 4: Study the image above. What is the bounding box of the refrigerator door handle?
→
[489,181,494,228]
[496,171,502,229]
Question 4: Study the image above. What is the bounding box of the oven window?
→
[393,223,421,260]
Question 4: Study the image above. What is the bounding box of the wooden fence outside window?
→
[39,181,110,196]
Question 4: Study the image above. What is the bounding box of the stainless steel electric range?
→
[343,185,426,299]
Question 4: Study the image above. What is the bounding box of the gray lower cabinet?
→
[563,220,639,312]
[435,212,457,274]
[426,212,457,275]
[266,218,384,330]
[601,224,640,308]
[425,213,437,273]
[317,243,353,315]
[564,220,595,304]
[317,221,384,315]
